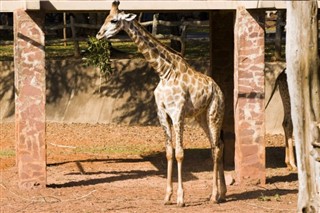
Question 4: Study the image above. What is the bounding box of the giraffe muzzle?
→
[96,32,104,40]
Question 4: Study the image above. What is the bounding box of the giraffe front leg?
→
[174,122,185,207]
[157,111,173,205]
[164,141,173,205]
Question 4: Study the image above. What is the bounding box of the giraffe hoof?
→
[210,199,219,204]
[209,194,219,204]
[218,197,227,203]
[177,202,185,207]
[210,195,226,204]
[291,167,297,172]
[210,198,225,204]
[287,165,297,171]
[164,200,172,205]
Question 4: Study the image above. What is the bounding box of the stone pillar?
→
[14,9,46,189]
[234,7,265,184]
[210,11,235,168]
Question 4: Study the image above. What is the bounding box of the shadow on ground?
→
[47,147,297,190]
[47,148,212,188]
[227,188,298,202]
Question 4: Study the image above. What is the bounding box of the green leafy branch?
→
[83,36,113,77]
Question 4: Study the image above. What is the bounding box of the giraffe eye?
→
[110,19,118,24]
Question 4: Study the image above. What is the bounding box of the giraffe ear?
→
[121,13,136,21]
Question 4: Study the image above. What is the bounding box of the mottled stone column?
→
[234,7,265,184]
[210,11,235,168]
[14,9,46,189]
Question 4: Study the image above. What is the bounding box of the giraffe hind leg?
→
[209,126,226,203]
[283,116,297,171]
[198,109,226,203]
[217,140,226,202]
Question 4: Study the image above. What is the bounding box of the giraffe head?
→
[96,0,136,40]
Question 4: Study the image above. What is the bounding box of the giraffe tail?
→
[265,68,286,109]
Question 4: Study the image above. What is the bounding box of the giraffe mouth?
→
[96,34,105,40]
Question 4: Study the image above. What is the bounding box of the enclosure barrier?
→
[1,0,311,189]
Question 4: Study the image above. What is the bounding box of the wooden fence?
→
[0,13,209,57]
[0,11,285,58]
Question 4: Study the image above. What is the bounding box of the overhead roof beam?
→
[0,0,294,12]
[0,0,40,12]
[39,0,286,11]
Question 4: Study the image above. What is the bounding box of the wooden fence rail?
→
[0,13,209,57]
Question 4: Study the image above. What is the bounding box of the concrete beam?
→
[40,0,287,11]
[0,0,39,12]
[0,0,305,12]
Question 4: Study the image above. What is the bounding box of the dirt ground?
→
[1,123,297,213]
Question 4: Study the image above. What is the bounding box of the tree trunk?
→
[286,1,320,212]
[275,10,284,60]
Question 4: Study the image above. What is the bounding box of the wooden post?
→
[63,12,67,47]
[70,14,80,58]
[180,24,187,56]
[152,13,159,36]
[286,0,320,212]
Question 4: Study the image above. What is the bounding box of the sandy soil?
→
[1,123,297,212]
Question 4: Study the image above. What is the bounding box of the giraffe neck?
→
[124,20,185,78]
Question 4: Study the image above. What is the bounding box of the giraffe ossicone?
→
[97,0,226,206]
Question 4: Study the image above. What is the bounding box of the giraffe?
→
[96,1,226,207]
[266,68,297,170]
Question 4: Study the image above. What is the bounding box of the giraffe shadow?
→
[145,148,214,179]
[47,157,162,188]
[46,148,213,188]
[47,147,297,188]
